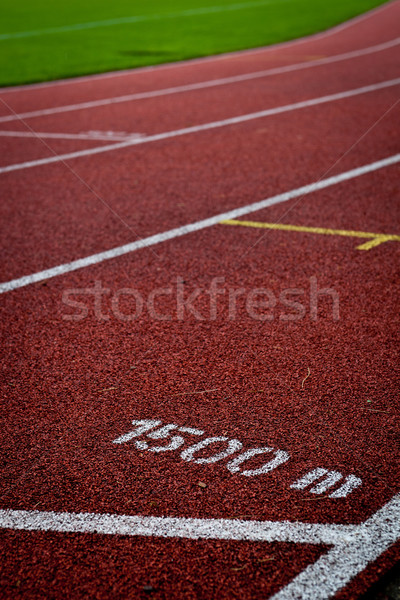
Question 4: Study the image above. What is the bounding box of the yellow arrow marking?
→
[220,220,400,251]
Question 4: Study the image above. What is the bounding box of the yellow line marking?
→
[220,220,400,250]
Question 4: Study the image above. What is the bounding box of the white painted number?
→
[227,447,290,476]
[112,419,161,445]
[112,418,362,497]
[181,437,242,464]
[142,424,185,453]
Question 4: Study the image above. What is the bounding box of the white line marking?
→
[271,493,400,600]
[0,508,359,545]
[1,37,398,124]
[0,130,144,141]
[1,77,399,175]
[0,1,393,92]
[1,153,399,294]
[0,1,280,40]
[0,492,399,599]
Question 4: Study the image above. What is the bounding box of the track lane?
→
[0,88,398,283]
[0,136,116,167]
[0,531,328,599]
[0,45,398,169]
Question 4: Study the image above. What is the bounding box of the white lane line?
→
[1,77,399,175]
[0,492,399,599]
[271,493,400,600]
[0,1,393,93]
[0,130,143,141]
[1,37,398,124]
[0,1,279,41]
[1,153,399,294]
[0,508,354,545]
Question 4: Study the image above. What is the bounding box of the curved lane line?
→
[0,37,398,124]
[1,77,399,175]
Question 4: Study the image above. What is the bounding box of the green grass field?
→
[0,0,387,86]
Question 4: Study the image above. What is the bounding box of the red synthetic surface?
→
[0,2,399,599]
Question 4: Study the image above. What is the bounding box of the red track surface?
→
[0,2,399,598]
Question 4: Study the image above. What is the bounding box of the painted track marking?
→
[271,493,400,600]
[1,77,399,175]
[0,492,399,599]
[221,219,400,250]
[0,508,357,544]
[0,130,144,141]
[1,37,398,124]
[112,419,360,495]
[1,153,399,294]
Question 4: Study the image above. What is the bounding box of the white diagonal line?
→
[1,77,399,175]
[1,153,399,294]
[0,37,398,124]
[271,493,400,600]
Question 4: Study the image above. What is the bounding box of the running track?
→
[0,2,399,598]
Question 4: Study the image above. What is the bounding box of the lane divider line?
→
[0,492,399,599]
[0,37,398,124]
[0,508,354,545]
[0,77,399,175]
[0,130,144,142]
[1,153,399,294]
[221,219,400,250]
